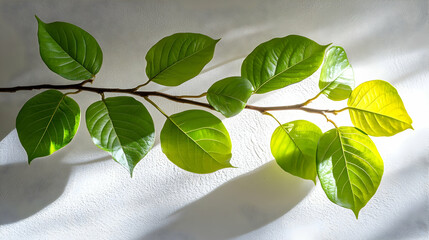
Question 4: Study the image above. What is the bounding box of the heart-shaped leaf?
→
[160,110,233,173]
[347,80,413,136]
[16,90,80,162]
[207,76,254,117]
[317,127,384,218]
[241,35,329,94]
[319,46,354,101]
[270,120,322,182]
[146,33,219,86]
[36,16,103,80]
[86,96,155,175]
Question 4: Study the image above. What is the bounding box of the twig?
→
[0,83,347,116]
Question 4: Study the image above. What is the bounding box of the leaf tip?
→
[353,209,360,219]
[128,166,135,178]
[312,178,317,185]
[27,156,35,165]
[35,15,43,24]
[225,163,237,169]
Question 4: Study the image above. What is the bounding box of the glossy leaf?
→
[86,96,155,175]
[16,90,80,162]
[146,33,219,86]
[207,76,254,117]
[241,35,329,94]
[317,127,384,217]
[160,110,233,173]
[270,120,322,182]
[319,46,354,100]
[347,80,413,136]
[36,16,103,80]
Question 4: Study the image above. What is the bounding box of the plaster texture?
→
[0,1,428,239]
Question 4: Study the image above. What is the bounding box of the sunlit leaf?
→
[319,46,354,100]
[270,120,322,182]
[207,76,254,117]
[241,35,329,94]
[146,33,219,86]
[317,127,384,218]
[16,90,80,162]
[36,16,103,80]
[160,110,233,173]
[347,80,413,136]
[86,96,155,175]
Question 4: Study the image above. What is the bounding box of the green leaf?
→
[207,76,254,117]
[319,46,354,101]
[241,35,329,94]
[16,90,80,162]
[160,110,233,173]
[86,96,155,175]
[347,80,413,136]
[36,16,103,80]
[145,33,219,86]
[270,120,322,183]
[316,127,384,218]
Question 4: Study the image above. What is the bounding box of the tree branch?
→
[0,82,346,115]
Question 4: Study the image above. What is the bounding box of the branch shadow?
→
[141,160,314,240]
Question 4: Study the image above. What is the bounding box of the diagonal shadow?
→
[0,160,71,225]
[0,157,110,225]
[141,160,314,240]
[0,130,110,225]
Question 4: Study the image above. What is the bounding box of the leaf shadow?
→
[0,159,71,225]
[0,130,110,225]
[141,160,314,240]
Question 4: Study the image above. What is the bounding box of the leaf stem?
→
[301,91,323,106]
[133,79,152,91]
[65,89,82,96]
[321,112,339,129]
[262,111,283,127]
[143,96,169,118]
[332,107,349,115]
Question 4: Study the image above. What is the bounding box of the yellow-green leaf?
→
[319,46,354,101]
[270,120,322,182]
[317,127,384,218]
[160,110,233,173]
[347,80,413,136]
[207,76,254,118]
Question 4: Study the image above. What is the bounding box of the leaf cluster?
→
[9,17,413,217]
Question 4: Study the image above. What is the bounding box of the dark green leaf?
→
[242,35,329,94]
[319,46,354,101]
[146,33,219,86]
[270,120,322,183]
[36,16,103,80]
[16,90,80,162]
[316,127,384,218]
[86,97,155,175]
[160,110,233,173]
[207,76,254,117]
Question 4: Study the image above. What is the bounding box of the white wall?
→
[0,1,428,239]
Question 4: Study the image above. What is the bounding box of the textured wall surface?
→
[0,1,428,239]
